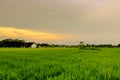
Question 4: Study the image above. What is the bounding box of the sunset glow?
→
[0,27,60,41]
[1,0,120,44]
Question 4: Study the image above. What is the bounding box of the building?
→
[25,42,37,48]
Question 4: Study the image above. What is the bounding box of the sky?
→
[0,0,120,44]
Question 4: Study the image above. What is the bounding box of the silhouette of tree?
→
[2,39,25,47]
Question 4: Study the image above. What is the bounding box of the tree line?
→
[0,39,77,48]
[0,39,25,47]
[79,41,120,49]
[0,39,120,48]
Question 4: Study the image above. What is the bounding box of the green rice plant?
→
[0,48,120,80]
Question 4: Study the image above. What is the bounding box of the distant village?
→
[0,39,120,48]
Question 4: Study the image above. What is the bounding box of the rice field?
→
[0,48,120,80]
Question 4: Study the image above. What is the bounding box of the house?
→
[25,42,37,48]
[31,43,37,48]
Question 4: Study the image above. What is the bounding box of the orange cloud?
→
[0,27,61,41]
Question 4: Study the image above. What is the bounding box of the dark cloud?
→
[0,0,120,44]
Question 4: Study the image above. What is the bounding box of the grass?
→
[0,48,120,80]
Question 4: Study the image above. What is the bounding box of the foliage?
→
[1,39,25,48]
[0,48,120,80]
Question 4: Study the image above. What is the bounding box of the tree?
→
[79,41,84,49]
[2,39,25,47]
[40,43,50,47]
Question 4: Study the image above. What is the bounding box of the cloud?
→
[0,26,92,44]
[0,27,61,41]
[1,0,120,44]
